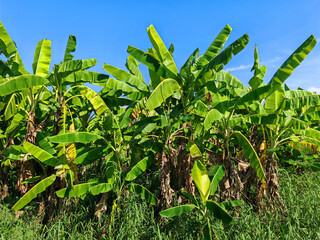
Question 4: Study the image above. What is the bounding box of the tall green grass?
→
[0,169,319,240]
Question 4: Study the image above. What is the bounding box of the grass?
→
[0,169,319,240]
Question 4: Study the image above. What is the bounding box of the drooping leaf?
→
[180,190,199,207]
[159,204,196,218]
[90,183,113,195]
[127,46,180,81]
[56,183,95,198]
[63,71,109,84]
[264,83,285,113]
[48,132,102,144]
[23,141,61,167]
[12,175,56,211]
[125,155,154,181]
[103,63,148,92]
[206,200,233,224]
[204,109,223,131]
[128,183,157,205]
[146,78,180,110]
[73,147,108,164]
[231,131,265,182]
[0,21,28,75]
[75,85,110,116]
[219,200,242,210]
[0,75,48,96]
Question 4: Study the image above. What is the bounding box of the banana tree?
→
[160,161,241,240]
[125,24,249,208]
[11,131,104,212]
[232,35,318,207]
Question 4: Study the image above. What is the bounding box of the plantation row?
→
[0,21,319,238]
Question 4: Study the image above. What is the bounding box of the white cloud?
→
[307,87,320,93]
[225,56,283,72]
[224,64,252,72]
[261,56,282,65]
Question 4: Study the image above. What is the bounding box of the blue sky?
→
[0,0,319,92]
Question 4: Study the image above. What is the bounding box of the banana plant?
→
[52,111,157,235]
[11,130,103,211]
[229,35,318,207]
[124,24,250,208]
[160,160,241,240]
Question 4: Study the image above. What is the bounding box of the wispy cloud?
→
[261,56,282,65]
[307,87,320,93]
[224,56,283,72]
[225,64,252,72]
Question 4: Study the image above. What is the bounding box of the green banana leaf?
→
[64,35,76,62]
[180,48,199,79]
[90,183,113,195]
[191,160,211,203]
[58,58,97,75]
[180,190,199,207]
[47,132,103,144]
[147,25,179,74]
[219,200,242,210]
[128,183,157,205]
[103,63,148,92]
[127,46,180,81]
[75,85,110,116]
[63,71,109,84]
[269,35,317,85]
[0,60,14,79]
[236,85,272,109]
[0,75,48,96]
[209,164,225,195]
[197,24,232,68]
[284,94,320,110]
[249,45,267,90]
[264,83,285,113]
[159,204,196,218]
[124,155,154,181]
[56,183,95,198]
[200,33,249,78]
[188,142,202,158]
[32,39,51,77]
[206,200,233,224]
[0,21,28,75]
[204,109,223,131]
[23,141,60,167]
[12,174,56,211]
[73,147,108,164]
[146,78,180,110]
[126,55,144,80]
[231,131,265,182]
